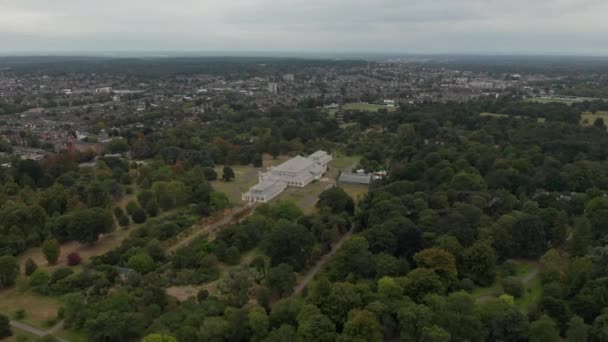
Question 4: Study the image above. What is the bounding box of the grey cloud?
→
[0,0,607,55]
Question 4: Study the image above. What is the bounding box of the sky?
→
[1,0,608,56]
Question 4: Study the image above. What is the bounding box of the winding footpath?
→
[293,228,354,296]
[10,320,69,342]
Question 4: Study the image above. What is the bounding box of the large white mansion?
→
[242,150,332,203]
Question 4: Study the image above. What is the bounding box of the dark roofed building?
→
[339,172,372,186]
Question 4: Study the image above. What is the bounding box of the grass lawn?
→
[515,274,543,311]
[56,329,88,342]
[0,286,61,328]
[340,185,369,203]
[3,330,40,342]
[276,181,331,214]
[329,153,359,170]
[581,111,608,126]
[343,102,398,112]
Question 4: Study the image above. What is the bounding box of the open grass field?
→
[343,102,398,112]
[340,184,369,203]
[581,111,608,126]
[0,287,61,328]
[276,181,332,214]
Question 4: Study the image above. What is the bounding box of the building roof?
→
[251,179,282,192]
[309,150,329,159]
[339,172,372,185]
[272,155,314,173]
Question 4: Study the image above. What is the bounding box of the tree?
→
[332,235,374,279]
[24,258,37,276]
[67,252,82,266]
[317,187,355,215]
[340,309,382,342]
[42,239,60,265]
[266,263,296,297]
[127,252,155,274]
[29,269,50,287]
[199,316,230,342]
[512,215,547,258]
[131,208,147,224]
[248,306,269,342]
[530,315,559,342]
[461,242,497,286]
[297,311,337,342]
[502,276,524,298]
[478,299,529,342]
[0,256,18,287]
[585,196,608,238]
[566,315,588,342]
[106,138,129,154]
[420,325,450,342]
[265,324,297,342]
[86,181,111,208]
[263,222,314,270]
[142,334,177,342]
[0,314,11,339]
[48,208,115,244]
[222,166,235,182]
[414,248,458,288]
[590,313,608,342]
[145,200,159,217]
[403,268,445,301]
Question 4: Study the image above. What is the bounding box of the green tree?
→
[332,235,374,279]
[530,315,559,342]
[0,314,11,339]
[24,258,37,276]
[42,239,60,265]
[478,299,529,342]
[263,222,314,270]
[131,208,147,224]
[566,315,588,342]
[0,256,18,287]
[590,313,608,342]
[199,316,230,342]
[502,276,524,298]
[127,252,155,273]
[264,324,297,342]
[266,263,296,297]
[86,181,111,208]
[248,306,269,342]
[29,269,50,287]
[461,242,497,286]
[420,325,451,342]
[403,268,446,301]
[222,166,235,182]
[340,309,382,342]
[585,196,608,238]
[414,248,458,288]
[317,187,355,215]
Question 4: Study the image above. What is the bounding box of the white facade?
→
[242,151,332,203]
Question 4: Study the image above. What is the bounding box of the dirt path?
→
[293,229,354,296]
[10,320,69,342]
[167,205,253,252]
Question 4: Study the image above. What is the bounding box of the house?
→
[339,172,372,186]
[242,150,332,203]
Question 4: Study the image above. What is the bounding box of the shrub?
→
[67,252,82,266]
[29,269,50,287]
[24,258,37,276]
[13,309,26,320]
[118,214,130,227]
[126,201,139,215]
[132,208,148,224]
[113,207,124,219]
[502,276,524,298]
[224,246,241,265]
[146,200,159,217]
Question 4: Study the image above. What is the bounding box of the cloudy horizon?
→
[1,0,608,56]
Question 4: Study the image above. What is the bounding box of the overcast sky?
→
[1,0,608,55]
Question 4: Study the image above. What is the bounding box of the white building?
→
[242,150,332,203]
[268,82,278,93]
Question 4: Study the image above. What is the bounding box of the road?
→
[293,228,354,296]
[10,320,69,342]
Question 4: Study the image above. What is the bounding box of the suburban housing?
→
[242,150,332,203]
